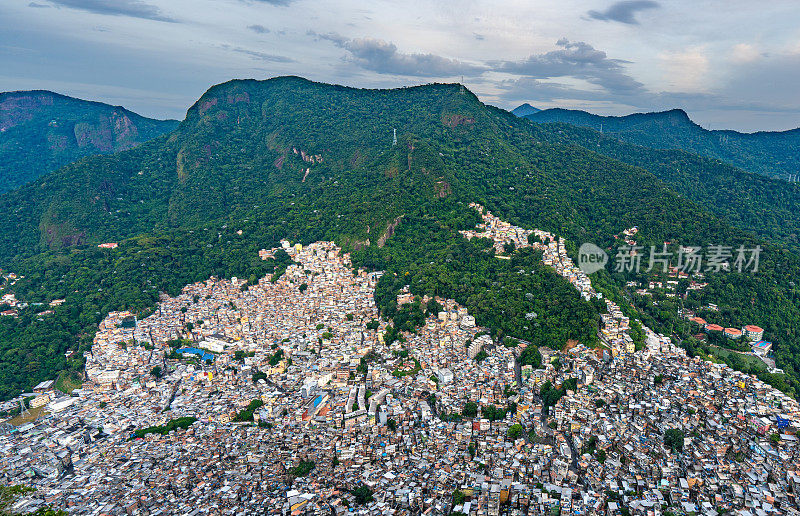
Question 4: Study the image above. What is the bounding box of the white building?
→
[460,315,476,328]
[437,368,454,385]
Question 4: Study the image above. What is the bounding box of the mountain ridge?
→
[520,105,800,136]
[0,89,179,192]
[521,106,800,179]
[0,89,179,124]
[510,103,540,117]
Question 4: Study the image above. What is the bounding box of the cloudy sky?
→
[2,0,799,131]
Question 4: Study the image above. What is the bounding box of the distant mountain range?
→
[510,103,540,117]
[514,106,800,180]
[0,91,179,192]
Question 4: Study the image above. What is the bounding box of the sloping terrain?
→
[0,77,798,398]
[527,120,800,252]
[0,90,179,192]
[523,107,800,180]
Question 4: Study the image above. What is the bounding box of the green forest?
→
[530,119,800,252]
[524,107,800,180]
[354,205,600,348]
[0,90,177,193]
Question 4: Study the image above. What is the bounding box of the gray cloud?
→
[497,76,611,104]
[45,0,174,22]
[718,53,800,115]
[316,33,485,77]
[247,24,270,34]
[493,39,644,94]
[227,46,294,63]
[587,1,659,25]
[27,2,51,8]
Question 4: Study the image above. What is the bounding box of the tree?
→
[150,366,162,379]
[387,418,397,432]
[351,485,374,505]
[482,404,506,422]
[426,299,442,316]
[507,423,523,440]
[462,402,478,418]
[520,345,542,368]
[132,417,197,439]
[0,485,34,514]
[233,399,264,422]
[0,485,66,516]
[452,489,466,505]
[268,348,284,366]
[664,428,685,453]
[289,460,315,478]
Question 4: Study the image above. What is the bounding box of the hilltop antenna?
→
[392,128,397,146]
[460,76,465,94]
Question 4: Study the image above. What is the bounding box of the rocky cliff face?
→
[0,90,179,192]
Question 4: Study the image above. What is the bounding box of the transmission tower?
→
[392,128,397,146]
[20,397,30,417]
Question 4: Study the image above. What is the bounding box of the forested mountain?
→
[0,77,799,399]
[510,103,540,117]
[0,90,179,192]
[520,106,800,180]
[528,120,800,252]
